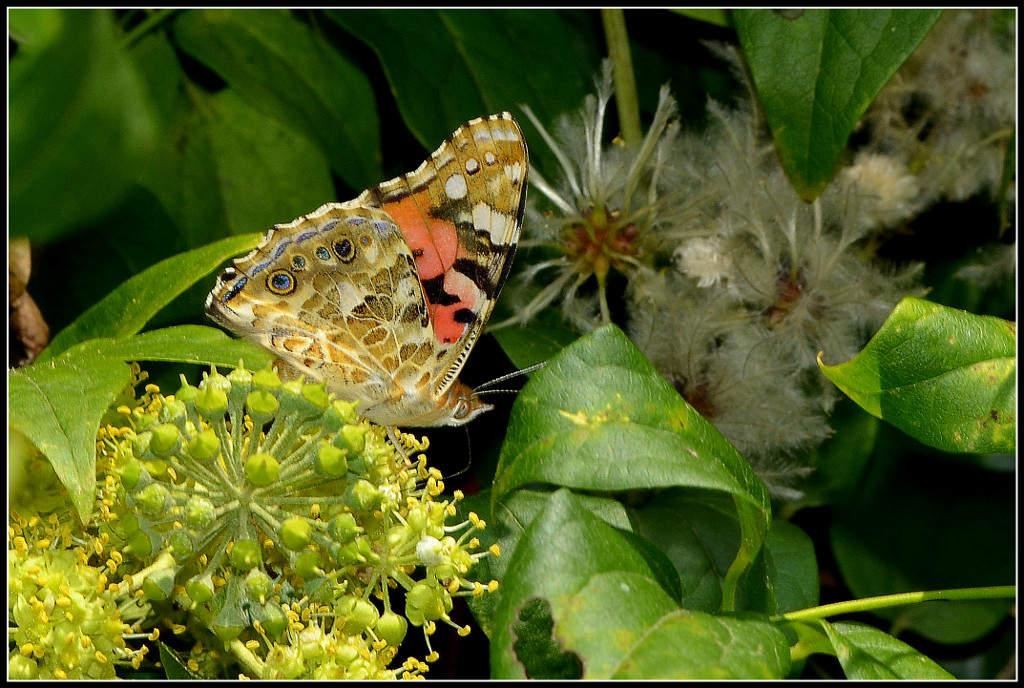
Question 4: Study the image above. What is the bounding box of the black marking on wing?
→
[420,274,461,307]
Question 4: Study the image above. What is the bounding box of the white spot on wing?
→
[473,202,512,242]
[445,173,468,200]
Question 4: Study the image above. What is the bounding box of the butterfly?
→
[206,113,528,435]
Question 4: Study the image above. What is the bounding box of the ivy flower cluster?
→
[492,17,1014,495]
[10,365,500,680]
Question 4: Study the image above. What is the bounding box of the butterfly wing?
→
[363,113,528,398]
[205,204,438,409]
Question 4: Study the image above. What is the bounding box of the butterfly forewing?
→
[205,113,527,427]
[365,113,528,396]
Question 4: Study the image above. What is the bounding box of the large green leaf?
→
[327,9,596,151]
[10,8,159,244]
[493,326,768,511]
[488,489,790,679]
[819,297,1016,454]
[173,8,381,190]
[821,621,955,679]
[9,346,132,519]
[734,9,942,200]
[38,233,263,363]
[492,325,771,613]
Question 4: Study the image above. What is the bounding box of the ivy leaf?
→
[174,8,381,190]
[10,344,132,519]
[820,621,955,679]
[819,297,1016,454]
[10,326,273,520]
[38,234,263,364]
[734,9,942,200]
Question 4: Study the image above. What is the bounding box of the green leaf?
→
[38,234,263,364]
[493,325,771,613]
[327,9,596,150]
[9,345,133,519]
[763,520,819,615]
[821,620,955,679]
[173,8,381,190]
[819,297,1016,454]
[489,490,789,679]
[102,326,274,370]
[493,326,768,509]
[9,326,273,520]
[734,9,942,200]
[10,8,159,244]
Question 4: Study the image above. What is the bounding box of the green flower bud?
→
[406,504,428,533]
[245,452,279,486]
[376,610,408,647]
[245,569,274,603]
[253,367,282,388]
[343,479,381,511]
[122,512,140,536]
[337,424,367,454]
[317,443,348,476]
[195,386,228,418]
[340,597,379,635]
[175,378,199,403]
[406,581,451,622]
[281,517,312,551]
[186,429,220,461]
[167,528,195,558]
[258,601,289,638]
[8,654,37,679]
[159,397,188,425]
[149,423,181,456]
[119,457,144,489]
[136,482,170,515]
[230,538,263,571]
[185,574,215,604]
[328,512,362,544]
[301,381,330,410]
[128,528,155,558]
[245,389,280,424]
[332,399,360,426]
[294,549,322,579]
[227,365,253,387]
[184,495,216,530]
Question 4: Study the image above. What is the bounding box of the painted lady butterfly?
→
[206,113,528,433]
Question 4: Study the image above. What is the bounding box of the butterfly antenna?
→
[473,360,548,394]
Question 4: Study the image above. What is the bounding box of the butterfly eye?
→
[267,269,295,295]
[334,238,356,263]
[453,400,469,420]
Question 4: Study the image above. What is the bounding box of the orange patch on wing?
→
[384,195,457,281]
[433,271,479,344]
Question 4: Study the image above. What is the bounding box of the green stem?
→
[121,8,178,49]
[601,9,642,146]
[775,585,1016,623]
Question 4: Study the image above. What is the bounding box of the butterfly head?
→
[441,380,494,426]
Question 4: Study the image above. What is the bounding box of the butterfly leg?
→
[385,425,412,462]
